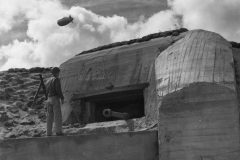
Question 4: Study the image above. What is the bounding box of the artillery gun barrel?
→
[103,109,129,119]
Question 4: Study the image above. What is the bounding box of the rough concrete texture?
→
[158,82,240,160]
[155,30,240,160]
[0,130,158,160]
[159,82,237,115]
[63,117,157,135]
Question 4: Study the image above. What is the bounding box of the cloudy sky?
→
[0,0,240,71]
[0,0,168,46]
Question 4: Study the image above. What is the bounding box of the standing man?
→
[45,67,64,136]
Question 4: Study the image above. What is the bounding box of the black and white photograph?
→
[0,0,240,159]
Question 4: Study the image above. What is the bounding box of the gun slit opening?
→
[71,88,145,124]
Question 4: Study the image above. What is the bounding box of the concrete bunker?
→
[60,28,188,125]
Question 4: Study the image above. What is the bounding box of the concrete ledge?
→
[0,130,158,160]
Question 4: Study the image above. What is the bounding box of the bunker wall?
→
[155,30,240,160]
[59,33,185,124]
[0,131,158,160]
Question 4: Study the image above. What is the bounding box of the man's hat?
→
[51,67,60,74]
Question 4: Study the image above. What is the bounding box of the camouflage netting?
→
[75,28,240,56]
[7,67,53,73]
[230,41,240,48]
[76,28,189,56]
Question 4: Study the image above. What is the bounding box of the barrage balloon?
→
[57,15,73,26]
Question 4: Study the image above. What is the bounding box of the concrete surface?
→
[155,30,240,159]
[0,130,158,160]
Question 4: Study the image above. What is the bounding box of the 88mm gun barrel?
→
[103,109,129,120]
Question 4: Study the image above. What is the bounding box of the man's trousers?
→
[46,96,63,135]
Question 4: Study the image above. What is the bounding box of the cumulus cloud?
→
[168,0,240,42]
[0,0,178,71]
[0,0,240,71]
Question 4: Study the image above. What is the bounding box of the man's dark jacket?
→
[46,77,64,100]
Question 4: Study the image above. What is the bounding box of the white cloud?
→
[0,0,176,71]
[0,40,36,69]
[168,0,240,42]
[0,0,240,71]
